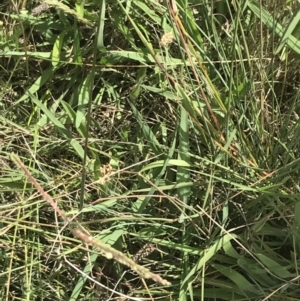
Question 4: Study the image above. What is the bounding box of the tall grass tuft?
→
[1,0,300,300]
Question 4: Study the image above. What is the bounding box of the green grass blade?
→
[181,234,238,288]
[255,253,295,279]
[276,6,300,54]
[97,0,106,50]
[213,263,259,293]
[248,1,300,54]
[51,30,65,67]
[27,92,91,163]
[76,73,93,128]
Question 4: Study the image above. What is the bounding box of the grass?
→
[1,0,300,300]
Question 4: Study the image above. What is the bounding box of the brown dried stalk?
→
[10,153,170,286]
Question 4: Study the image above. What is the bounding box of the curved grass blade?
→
[97,0,106,51]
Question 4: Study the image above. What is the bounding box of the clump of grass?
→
[1,0,300,300]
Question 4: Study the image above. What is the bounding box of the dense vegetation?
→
[1,0,300,300]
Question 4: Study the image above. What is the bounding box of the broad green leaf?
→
[212,263,259,293]
[256,253,295,279]
[97,0,106,51]
[52,31,66,66]
[76,73,93,128]
[276,7,300,54]
[73,27,83,64]
[181,234,238,287]
[238,258,280,287]
[0,51,51,58]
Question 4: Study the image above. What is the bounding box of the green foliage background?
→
[1,0,300,300]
